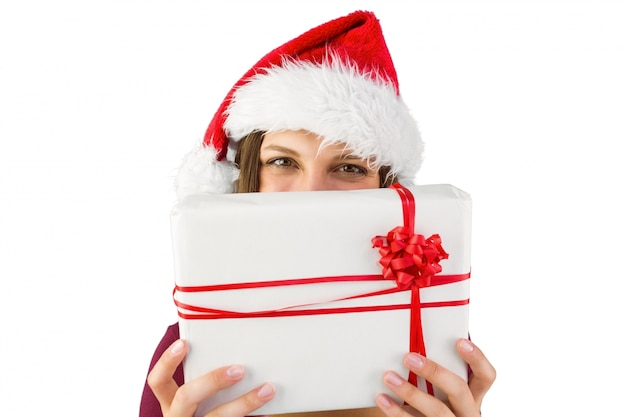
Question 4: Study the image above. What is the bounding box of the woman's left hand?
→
[375,338,496,417]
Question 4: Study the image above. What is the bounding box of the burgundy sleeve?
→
[139,323,184,417]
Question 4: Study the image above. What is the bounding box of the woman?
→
[140,10,495,417]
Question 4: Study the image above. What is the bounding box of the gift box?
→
[171,184,472,416]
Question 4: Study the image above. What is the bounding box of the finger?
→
[147,339,188,414]
[456,339,496,406]
[375,393,405,417]
[205,382,276,417]
[376,393,427,417]
[381,369,455,417]
[409,351,488,417]
[168,363,248,417]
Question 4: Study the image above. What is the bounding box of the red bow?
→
[372,229,449,290]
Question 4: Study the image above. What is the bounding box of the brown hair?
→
[234,131,396,192]
[234,131,264,192]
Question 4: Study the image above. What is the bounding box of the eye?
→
[335,163,369,176]
[338,164,367,174]
[264,157,296,168]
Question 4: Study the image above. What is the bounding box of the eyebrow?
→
[261,144,374,163]
[261,144,299,156]
[341,154,366,160]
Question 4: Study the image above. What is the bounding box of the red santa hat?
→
[175,10,423,199]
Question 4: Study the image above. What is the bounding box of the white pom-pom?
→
[174,144,240,200]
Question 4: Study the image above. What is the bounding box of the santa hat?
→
[175,10,423,199]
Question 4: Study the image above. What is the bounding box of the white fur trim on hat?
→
[224,58,423,185]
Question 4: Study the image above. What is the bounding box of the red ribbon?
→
[372,183,452,393]
[372,231,449,289]
[372,184,449,290]
[174,184,468,396]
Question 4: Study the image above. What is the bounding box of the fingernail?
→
[406,353,424,369]
[226,365,244,379]
[460,339,474,353]
[257,383,275,399]
[377,394,392,408]
[170,340,184,355]
[384,371,404,386]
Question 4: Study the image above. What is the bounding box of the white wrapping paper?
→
[170,184,472,415]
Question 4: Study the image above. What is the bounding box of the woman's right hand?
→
[147,339,276,417]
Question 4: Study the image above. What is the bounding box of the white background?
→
[1,0,625,416]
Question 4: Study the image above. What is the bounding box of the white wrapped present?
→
[170,184,472,415]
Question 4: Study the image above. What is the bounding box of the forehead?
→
[261,130,363,157]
